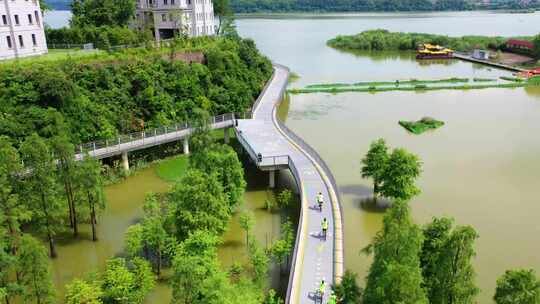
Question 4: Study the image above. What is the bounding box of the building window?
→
[14,15,19,25]
[161,14,167,22]
[34,11,40,26]
[2,15,7,25]
[18,35,24,48]
[164,0,167,4]
[32,34,37,46]
[28,14,33,24]
[171,0,175,4]
[6,36,12,49]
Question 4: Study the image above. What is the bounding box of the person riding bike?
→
[318,279,326,303]
[316,192,324,212]
[321,218,329,240]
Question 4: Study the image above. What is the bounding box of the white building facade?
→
[135,0,215,41]
[0,0,47,60]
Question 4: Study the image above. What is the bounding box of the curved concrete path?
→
[235,65,344,303]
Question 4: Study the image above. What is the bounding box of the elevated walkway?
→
[235,65,344,303]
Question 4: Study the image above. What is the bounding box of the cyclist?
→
[321,218,329,240]
[316,192,324,212]
[318,279,326,303]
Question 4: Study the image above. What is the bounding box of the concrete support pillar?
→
[183,137,190,155]
[224,128,230,144]
[269,170,276,189]
[121,151,130,172]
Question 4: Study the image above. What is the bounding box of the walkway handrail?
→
[76,112,241,156]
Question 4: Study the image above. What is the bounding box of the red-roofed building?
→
[506,39,534,51]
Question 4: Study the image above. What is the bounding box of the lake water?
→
[236,11,540,303]
[43,10,540,303]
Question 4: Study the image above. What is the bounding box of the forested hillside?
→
[45,0,540,12]
[0,37,272,146]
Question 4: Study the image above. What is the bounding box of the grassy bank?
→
[399,117,445,134]
[327,29,535,53]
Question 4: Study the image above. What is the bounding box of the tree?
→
[0,223,21,304]
[51,135,81,237]
[276,189,293,209]
[78,155,106,242]
[269,220,295,272]
[379,148,422,202]
[170,169,230,241]
[140,194,171,277]
[363,200,427,304]
[494,269,540,304]
[190,144,246,210]
[213,0,233,34]
[71,0,137,27]
[239,211,255,246]
[17,235,55,304]
[420,217,453,301]
[101,257,155,304]
[20,134,65,258]
[334,270,363,304]
[361,138,389,199]
[65,279,103,304]
[247,236,269,288]
[421,220,479,304]
[0,137,30,255]
[171,231,229,304]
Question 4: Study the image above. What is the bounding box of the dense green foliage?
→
[363,200,481,304]
[45,26,144,48]
[46,0,147,48]
[399,117,445,135]
[363,200,428,304]
[420,218,479,304]
[333,270,363,304]
[71,0,136,27]
[361,139,422,202]
[494,269,540,304]
[0,37,272,146]
[328,29,533,53]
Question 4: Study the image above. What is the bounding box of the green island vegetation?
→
[328,138,540,304]
[228,0,539,13]
[288,76,535,95]
[327,29,540,55]
[399,117,445,135]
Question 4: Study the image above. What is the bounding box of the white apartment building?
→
[135,0,216,41]
[0,0,47,60]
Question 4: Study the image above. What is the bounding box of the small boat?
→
[416,44,454,59]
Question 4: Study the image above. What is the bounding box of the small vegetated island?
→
[327,29,537,53]
[399,117,445,135]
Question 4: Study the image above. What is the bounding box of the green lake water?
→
[236,11,540,303]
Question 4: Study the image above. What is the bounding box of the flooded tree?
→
[362,200,427,304]
[361,138,389,200]
[20,134,65,258]
[494,269,540,304]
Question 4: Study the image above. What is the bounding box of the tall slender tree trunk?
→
[41,193,56,258]
[63,171,74,228]
[4,294,10,304]
[48,233,57,259]
[157,249,162,278]
[88,192,98,241]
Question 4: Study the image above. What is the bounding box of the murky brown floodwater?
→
[236,12,540,302]
[50,160,283,303]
